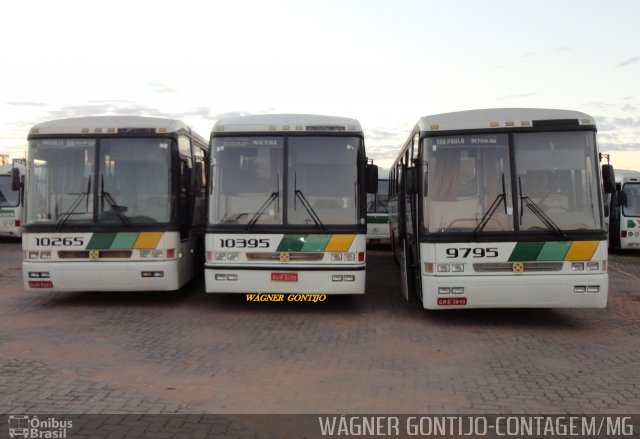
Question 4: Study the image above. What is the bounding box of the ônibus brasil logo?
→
[8,415,72,438]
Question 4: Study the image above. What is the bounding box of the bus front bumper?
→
[23,260,183,292]
[420,273,608,309]
[204,264,365,294]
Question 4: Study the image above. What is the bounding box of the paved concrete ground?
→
[1,238,639,415]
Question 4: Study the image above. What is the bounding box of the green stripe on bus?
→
[277,234,307,252]
[628,220,638,228]
[301,234,331,251]
[86,232,117,250]
[508,242,545,261]
[110,232,140,249]
[535,241,572,261]
[367,215,389,224]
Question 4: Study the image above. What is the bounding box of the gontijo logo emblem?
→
[8,415,73,438]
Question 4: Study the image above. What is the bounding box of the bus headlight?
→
[214,252,227,261]
[586,262,599,271]
[571,262,585,271]
[331,253,342,261]
[343,253,356,261]
[39,251,51,260]
[437,264,450,272]
[28,251,40,259]
[151,249,163,258]
[451,264,464,272]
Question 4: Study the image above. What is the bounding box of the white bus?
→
[388,108,615,309]
[0,160,25,238]
[367,178,390,245]
[205,114,378,295]
[608,169,640,249]
[23,116,208,292]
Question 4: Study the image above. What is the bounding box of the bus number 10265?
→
[219,238,269,249]
[35,237,84,247]
[445,247,498,258]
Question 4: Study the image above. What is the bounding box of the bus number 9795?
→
[445,247,498,258]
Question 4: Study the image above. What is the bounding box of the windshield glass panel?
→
[514,131,600,231]
[99,138,171,224]
[287,137,361,225]
[26,139,95,224]
[424,134,513,233]
[622,182,640,217]
[367,179,388,213]
[210,137,283,225]
[0,175,19,207]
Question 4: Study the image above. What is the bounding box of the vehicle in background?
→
[0,160,25,238]
[608,169,640,250]
[367,177,390,245]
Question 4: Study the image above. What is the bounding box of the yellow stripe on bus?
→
[325,234,355,252]
[133,232,163,249]
[564,241,598,261]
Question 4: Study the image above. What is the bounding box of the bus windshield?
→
[0,175,19,207]
[424,134,513,233]
[287,137,360,225]
[423,131,601,233]
[622,182,640,217]
[210,136,362,226]
[26,138,172,225]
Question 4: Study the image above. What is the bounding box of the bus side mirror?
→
[11,168,21,191]
[618,190,628,208]
[406,167,419,195]
[602,164,615,194]
[366,164,378,194]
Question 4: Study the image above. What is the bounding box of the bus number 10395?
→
[219,238,270,249]
[445,247,498,258]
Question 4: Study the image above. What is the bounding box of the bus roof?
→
[615,169,640,184]
[212,114,362,134]
[416,108,595,132]
[29,116,206,144]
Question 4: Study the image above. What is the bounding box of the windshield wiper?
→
[295,190,325,229]
[247,191,279,230]
[293,172,325,230]
[56,176,91,230]
[473,174,507,236]
[100,175,131,227]
[518,177,566,239]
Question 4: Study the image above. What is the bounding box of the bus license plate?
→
[437,297,467,306]
[271,272,298,282]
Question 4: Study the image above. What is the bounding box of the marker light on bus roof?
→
[490,121,499,128]
[95,128,102,133]
[157,128,167,133]
[430,124,439,130]
[521,120,531,126]
[581,118,591,124]
[81,128,89,133]
[31,128,39,134]
[506,121,515,127]
[107,128,115,133]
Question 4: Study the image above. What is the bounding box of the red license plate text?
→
[29,281,53,288]
[438,297,467,306]
[271,272,298,282]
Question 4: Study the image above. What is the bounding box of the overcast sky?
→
[1,0,638,171]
